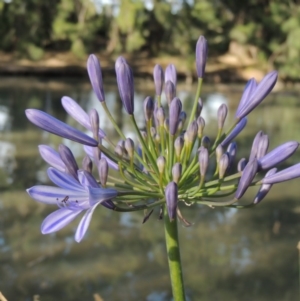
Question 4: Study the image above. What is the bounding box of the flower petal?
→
[75,203,99,242]
[27,185,88,204]
[38,145,66,171]
[88,186,118,206]
[78,169,99,189]
[41,208,83,234]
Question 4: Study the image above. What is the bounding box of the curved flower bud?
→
[153,64,164,96]
[115,56,134,115]
[258,141,299,170]
[82,155,93,173]
[26,109,98,146]
[58,144,79,180]
[196,98,203,117]
[169,97,182,135]
[99,158,109,187]
[261,163,300,184]
[87,54,105,102]
[197,116,205,138]
[237,158,247,172]
[165,181,178,221]
[89,109,100,140]
[165,80,176,105]
[165,64,177,87]
[227,141,237,167]
[124,138,135,159]
[199,148,209,177]
[156,107,165,126]
[235,159,258,199]
[215,144,223,164]
[253,168,277,204]
[172,163,182,183]
[201,136,210,149]
[219,153,229,179]
[143,96,154,122]
[236,71,278,119]
[217,104,228,129]
[195,35,208,78]
[174,136,184,160]
[220,118,247,147]
[157,156,166,174]
[249,131,264,161]
[184,121,198,144]
[256,134,269,159]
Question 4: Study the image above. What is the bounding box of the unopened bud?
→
[237,158,247,172]
[184,121,198,144]
[153,64,164,96]
[217,104,228,129]
[174,136,184,160]
[164,118,170,133]
[215,144,223,164]
[59,144,79,180]
[165,181,178,221]
[169,97,182,136]
[156,107,165,127]
[196,116,205,138]
[196,98,203,117]
[172,163,182,183]
[219,153,229,179]
[99,158,108,187]
[82,155,93,173]
[199,148,209,177]
[143,96,154,122]
[157,156,166,174]
[124,138,135,159]
[165,81,176,105]
[115,145,124,158]
[201,136,210,149]
[89,109,100,140]
[256,134,269,159]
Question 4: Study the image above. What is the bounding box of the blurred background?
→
[0,1,300,301]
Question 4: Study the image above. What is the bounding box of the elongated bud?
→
[143,96,154,122]
[201,136,210,149]
[165,64,177,87]
[227,141,237,166]
[82,155,93,173]
[237,158,247,172]
[220,118,247,147]
[89,109,100,140]
[199,148,209,177]
[235,159,258,199]
[169,97,182,135]
[196,116,205,138]
[256,134,269,159]
[165,181,178,221]
[219,153,229,179]
[196,98,203,117]
[157,156,166,174]
[174,136,184,160]
[253,168,277,204]
[258,141,299,170]
[179,111,187,124]
[195,35,208,78]
[177,120,184,133]
[236,71,278,119]
[249,131,264,161]
[165,80,176,105]
[25,109,98,146]
[115,145,124,158]
[99,158,108,187]
[58,144,79,180]
[153,64,164,96]
[217,104,228,129]
[184,121,198,144]
[87,54,105,102]
[261,163,300,184]
[124,138,135,159]
[115,56,134,115]
[215,144,223,164]
[172,163,182,183]
[156,107,165,126]
[164,118,169,133]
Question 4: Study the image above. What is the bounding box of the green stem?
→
[163,206,186,301]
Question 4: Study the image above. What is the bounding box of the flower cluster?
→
[26,35,300,242]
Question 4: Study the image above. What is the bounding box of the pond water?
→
[0,76,300,301]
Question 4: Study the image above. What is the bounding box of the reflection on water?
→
[0,76,300,301]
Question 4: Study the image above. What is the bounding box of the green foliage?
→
[0,0,300,79]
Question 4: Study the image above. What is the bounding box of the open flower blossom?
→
[26,34,300,243]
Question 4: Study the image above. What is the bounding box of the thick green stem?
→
[163,206,186,301]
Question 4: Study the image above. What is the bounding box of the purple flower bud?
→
[164,118,170,133]
[236,78,257,119]
[237,158,247,172]
[215,144,223,163]
[258,141,299,170]
[153,64,164,96]
[227,141,237,167]
[249,131,264,161]
[235,159,258,199]
[143,96,154,122]
[124,138,135,159]
[253,168,277,204]
[99,158,109,187]
[89,109,100,139]
[165,80,176,105]
[184,121,198,144]
[179,111,187,125]
[87,54,105,102]
[197,116,205,138]
[169,97,182,135]
[165,64,177,87]
[165,181,178,221]
[219,153,229,179]
[115,145,124,158]
[156,107,165,126]
[256,134,269,159]
[236,71,278,119]
[115,56,134,115]
[196,98,203,117]
[217,104,228,129]
[201,136,210,149]
[220,118,247,147]
[25,109,98,146]
[58,144,79,180]
[174,136,184,160]
[261,163,300,184]
[172,163,182,183]
[82,155,93,173]
[199,148,209,177]
[157,156,166,174]
[195,35,208,78]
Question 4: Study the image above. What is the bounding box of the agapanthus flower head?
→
[115,56,134,115]
[87,54,105,102]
